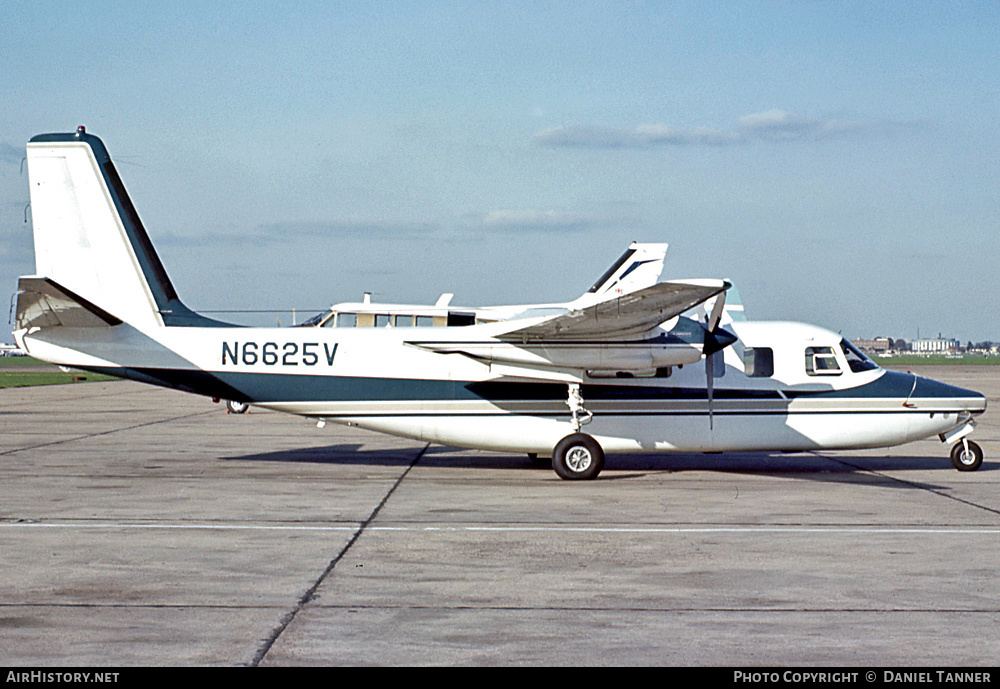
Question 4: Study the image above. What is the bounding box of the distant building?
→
[854,337,891,353]
[912,338,960,353]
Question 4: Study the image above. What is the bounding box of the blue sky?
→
[2,1,998,339]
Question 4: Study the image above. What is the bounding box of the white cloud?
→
[532,125,649,148]
[534,110,900,148]
[736,109,820,139]
[157,220,439,247]
[477,209,592,233]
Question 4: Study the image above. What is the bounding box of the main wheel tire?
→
[552,433,604,480]
[950,440,983,472]
[226,400,250,414]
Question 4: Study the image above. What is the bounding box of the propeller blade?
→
[706,291,727,332]
[706,349,714,431]
[700,284,734,432]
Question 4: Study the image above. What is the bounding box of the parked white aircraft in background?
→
[13,129,987,479]
[0,343,28,356]
[300,241,671,329]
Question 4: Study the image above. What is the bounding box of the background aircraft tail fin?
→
[23,128,220,331]
[585,242,668,300]
[724,283,746,322]
[684,280,747,326]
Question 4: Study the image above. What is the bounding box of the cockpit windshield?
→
[840,338,880,373]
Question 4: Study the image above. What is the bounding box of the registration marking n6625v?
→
[221,341,338,367]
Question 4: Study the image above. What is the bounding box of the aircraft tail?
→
[584,242,668,300]
[17,127,217,333]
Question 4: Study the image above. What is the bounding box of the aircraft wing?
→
[495,279,730,343]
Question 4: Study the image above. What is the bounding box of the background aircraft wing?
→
[495,280,730,343]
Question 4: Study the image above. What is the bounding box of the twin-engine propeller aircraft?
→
[13,129,988,479]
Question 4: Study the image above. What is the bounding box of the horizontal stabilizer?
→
[15,276,122,330]
[498,280,730,343]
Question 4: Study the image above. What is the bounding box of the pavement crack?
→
[250,442,429,667]
[823,455,1000,517]
[0,410,218,457]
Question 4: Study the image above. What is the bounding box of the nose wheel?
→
[950,439,983,472]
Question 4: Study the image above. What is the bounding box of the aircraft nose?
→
[911,374,987,414]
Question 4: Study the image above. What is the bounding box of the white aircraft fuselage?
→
[21,314,984,454]
[12,130,988,479]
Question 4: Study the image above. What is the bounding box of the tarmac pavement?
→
[0,366,997,666]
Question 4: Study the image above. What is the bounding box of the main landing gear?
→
[226,400,250,414]
[950,439,983,472]
[550,383,605,481]
[553,432,605,480]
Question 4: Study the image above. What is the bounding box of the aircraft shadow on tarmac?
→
[222,443,992,487]
[221,443,420,467]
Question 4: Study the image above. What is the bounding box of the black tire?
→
[226,400,250,414]
[950,440,983,472]
[552,433,604,480]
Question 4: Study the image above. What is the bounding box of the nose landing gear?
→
[950,439,983,472]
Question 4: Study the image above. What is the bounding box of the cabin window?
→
[447,312,476,326]
[375,314,392,327]
[415,316,435,327]
[333,313,356,327]
[743,347,774,377]
[805,346,841,376]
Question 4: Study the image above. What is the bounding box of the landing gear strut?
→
[567,383,592,433]
[552,383,604,480]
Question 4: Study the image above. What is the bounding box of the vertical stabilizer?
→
[585,242,669,300]
[684,280,746,326]
[25,128,217,331]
